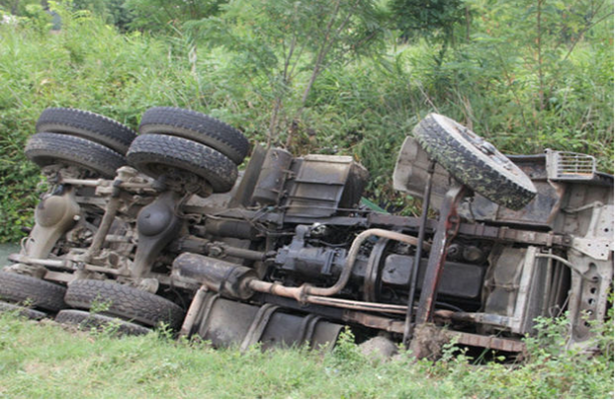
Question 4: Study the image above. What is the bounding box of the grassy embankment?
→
[0,311,613,398]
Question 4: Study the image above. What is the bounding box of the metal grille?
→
[546,150,596,180]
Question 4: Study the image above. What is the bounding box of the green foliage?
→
[88,296,112,314]
[0,4,214,241]
[329,327,364,369]
[390,0,466,42]
[0,0,612,243]
[0,0,39,15]
[427,0,614,170]
[187,0,388,146]
[72,0,132,31]
[124,0,226,33]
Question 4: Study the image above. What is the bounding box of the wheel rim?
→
[438,115,519,174]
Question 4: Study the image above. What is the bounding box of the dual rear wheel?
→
[12,107,249,333]
[26,108,136,179]
[127,107,248,194]
[26,107,249,194]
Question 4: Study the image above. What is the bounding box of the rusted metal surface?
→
[403,159,436,346]
[173,253,257,300]
[446,330,526,353]
[179,285,209,337]
[414,183,466,325]
[368,213,571,247]
[343,310,404,333]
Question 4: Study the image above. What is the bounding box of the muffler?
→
[173,253,257,300]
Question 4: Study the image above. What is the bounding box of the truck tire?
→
[0,270,67,312]
[0,300,48,320]
[56,309,151,336]
[413,113,536,210]
[36,108,136,155]
[25,132,126,178]
[127,134,238,193]
[65,280,185,328]
[139,107,249,164]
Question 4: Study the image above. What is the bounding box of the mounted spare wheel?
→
[64,279,185,329]
[139,107,249,164]
[413,113,537,210]
[56,309,151,336]
[126,134,238,194]
[0,270,67,312]
[36,108,137,155]
[25,132,126,178]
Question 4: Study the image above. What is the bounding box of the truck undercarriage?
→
[1,107,613,359]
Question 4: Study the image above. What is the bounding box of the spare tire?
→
[65,279,185,329]
[139,107,249,164]
[127,134,238,193]
[25,132,126,178]
[36,108,136,155]
[413,114,536,210]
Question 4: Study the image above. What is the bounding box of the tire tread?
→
[36,108,136,155]
[139,107,249,164]
[127,134,238,193]
[56,309,151,336]
[414,115,536,210]
[65,280,184,328]
[25,132,126,178]
[0,270,67,312]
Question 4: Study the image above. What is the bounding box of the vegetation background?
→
[0,1,613,398]
[0,0,613,242]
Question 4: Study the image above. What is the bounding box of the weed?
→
[328,327,365,370]
[88,296,112,314]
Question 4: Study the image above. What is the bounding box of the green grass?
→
[0,312,612,398]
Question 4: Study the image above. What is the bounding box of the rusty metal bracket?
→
[403,160,436,346]
[367,213,570,247]
[414,182,466,325]
[179,286,209,338]
[446,330,526,353]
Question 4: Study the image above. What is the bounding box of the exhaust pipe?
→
[173,253,257,300]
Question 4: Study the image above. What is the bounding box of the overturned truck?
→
[1,107,613,358]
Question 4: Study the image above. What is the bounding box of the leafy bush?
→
[0,0,612,243]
